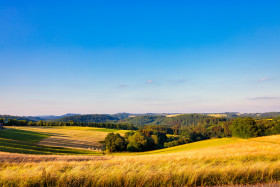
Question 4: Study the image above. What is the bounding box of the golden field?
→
[1,133,280,186]
[208,114,228,118]
[6,126,128,151]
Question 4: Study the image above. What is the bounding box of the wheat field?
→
[1,135,280,186]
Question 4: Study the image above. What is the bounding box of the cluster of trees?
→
[164,137,190,148]
[104,120,233,152]
[105,130,168,152]
[2,119,137,130]
[5,119,29,126]
[142,125,176,134]
[230,117,280,138]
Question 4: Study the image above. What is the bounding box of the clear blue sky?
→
[1,1,280,115]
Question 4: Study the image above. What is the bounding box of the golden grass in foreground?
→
[1,136,280,186]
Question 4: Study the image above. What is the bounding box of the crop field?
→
[0,127,128,155]
[166,114,182,117]
[208,113,228,118]
[1,131,280,186]
[4,126,128,151]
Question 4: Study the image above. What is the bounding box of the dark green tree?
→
[230,117,258,138]
[127,132,147,152]
[104,133,127,152]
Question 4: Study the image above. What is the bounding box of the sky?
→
[0,0,280,116]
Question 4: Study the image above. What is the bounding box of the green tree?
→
[230,117,258,138]
[104,133,127,152]
[127,132,147,152]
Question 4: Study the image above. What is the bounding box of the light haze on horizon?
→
[1,1,280,116]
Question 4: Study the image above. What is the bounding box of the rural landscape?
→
[1,112,280,186]
[1,1,280,186]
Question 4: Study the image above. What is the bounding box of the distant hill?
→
[0,115,32,122]
[54,113,168,123]
[121,114,227,127]
[26,113,80,121]
[239,112,280,118]
[55,114,118,123]
[110,113,130,120]
[121,115,166,126]
[2,112,280,126]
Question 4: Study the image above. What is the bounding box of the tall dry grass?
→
[1,136,280,186]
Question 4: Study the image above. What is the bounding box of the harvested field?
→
[7,126,128,151]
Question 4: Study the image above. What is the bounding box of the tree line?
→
[105,130,169,152]
[0,118,137,130]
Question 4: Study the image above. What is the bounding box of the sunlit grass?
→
[1,135,280,186]
[112,137,241,155]
[2,127,280,186]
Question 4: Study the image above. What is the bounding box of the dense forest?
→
[121,114,227,128]
[55,114,119,123]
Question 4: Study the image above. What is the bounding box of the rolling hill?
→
[1,127,280,186]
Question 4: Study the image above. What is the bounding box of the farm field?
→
[1,130,280,186]
[166,114,182,117]
[208,113,228,118]
[0,126,128,155]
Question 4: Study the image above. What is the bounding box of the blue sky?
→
[1,0,280,115]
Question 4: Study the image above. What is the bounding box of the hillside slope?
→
[121,114,227,127]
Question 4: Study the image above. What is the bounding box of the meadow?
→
[1,127,280,186]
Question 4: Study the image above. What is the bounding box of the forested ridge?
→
[55,114,119,123]
[52,113,228,127]
[121,114,227,127]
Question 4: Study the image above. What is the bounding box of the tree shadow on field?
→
[39,137,103,150]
